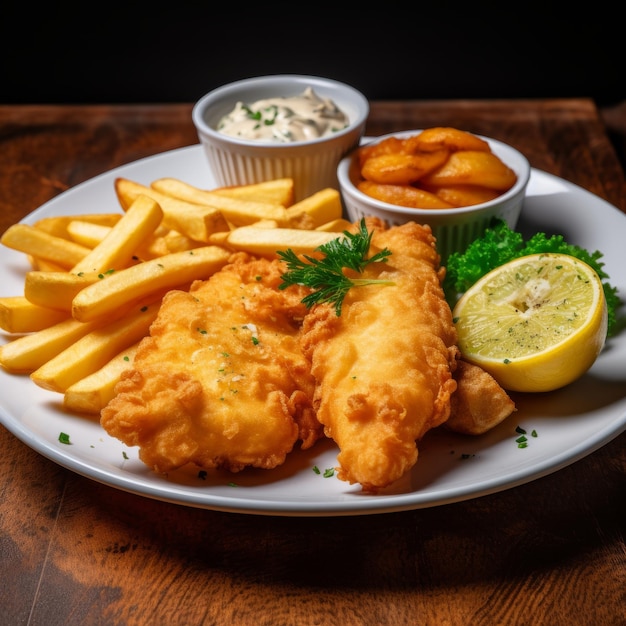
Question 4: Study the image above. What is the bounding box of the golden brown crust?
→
[300,221,460,492]
[100,223,515,489]
[446,360,516,435]
[101,253,322,474]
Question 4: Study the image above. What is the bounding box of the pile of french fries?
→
[0,176,352,415]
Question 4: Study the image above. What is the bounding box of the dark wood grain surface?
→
[1,100,625,626]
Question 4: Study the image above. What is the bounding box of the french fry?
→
[206,219,281,246]
[66,221,112,247]
[249,219,281,228]
[1,223,90,269]
[150,177,290,226]
[0,317,104,374]
[225,226,338,257]
[212,178,295,206]
[31,302,159,393]
[72,246,230,323]
[316,218,354,233]
[63,341,140,414]
[283,188,343,228]
[24,271,102,311]
[34,213,122,239]
[136,229,203,259]
[115,178,230,242]
[0,296,69,333]
[66,221,195,261]
[0,177,354,413]
[26,256,68,272]
[207,231,231,246]
[71,194,164,273]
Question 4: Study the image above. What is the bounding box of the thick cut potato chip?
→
[357,136,408,167]
[0,317,104,374]
[420,151,517,191]
[149,178,289,226]
[315,218,354,232]
[1,224,90,269]
[357,181,454,209]
[404,127,491,153]
[115,178,230,241]
[24,271,102,311]
[430,185,501,207]
[283,188,343,228]
[34,214,121,239]
[361,151,450,185]
[72,246,230,323]
[225,225,338,256]
[0,296,68,333]
[71,194,163,274]
[136,230,203,259]
[66,221,111,248]
[63,342,140,414]
[31,303,159,393]
[210,178,295,207]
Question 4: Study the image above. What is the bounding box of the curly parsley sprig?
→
[278,219,394,316]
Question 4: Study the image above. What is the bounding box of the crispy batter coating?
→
[446,360,516,435]
[300,220,460,492]
[101,222,515,488]
[100,252,322,474]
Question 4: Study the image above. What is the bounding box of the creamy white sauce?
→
[217,87,349,142]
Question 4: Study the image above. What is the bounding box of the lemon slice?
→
[452,253,608,392]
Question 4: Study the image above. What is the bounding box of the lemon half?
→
[452,253,608,392]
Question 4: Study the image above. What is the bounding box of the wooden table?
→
[1,100,625,626]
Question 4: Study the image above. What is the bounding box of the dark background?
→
[2,3,622,106]
[1,2,624,163]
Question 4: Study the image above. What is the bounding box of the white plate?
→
[1,145,625,517]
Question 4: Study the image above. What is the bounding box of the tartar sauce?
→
[217,87,349,143]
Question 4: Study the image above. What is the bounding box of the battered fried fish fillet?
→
[300,220,460,492]
[446,360,516,435]
[101,252,322,474]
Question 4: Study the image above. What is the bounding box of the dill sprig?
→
[277,218,394,316]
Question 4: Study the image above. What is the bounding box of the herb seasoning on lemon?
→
[452,253,608,392]
[444,219,621,337]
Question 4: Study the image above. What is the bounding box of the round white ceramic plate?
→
[1,145,625,517]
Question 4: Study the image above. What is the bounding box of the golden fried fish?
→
[101,252,322,474]
[300,220,459,491]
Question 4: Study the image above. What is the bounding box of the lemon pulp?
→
[452,253,608,392]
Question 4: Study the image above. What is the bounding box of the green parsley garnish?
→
[312,465,335,478]
[278,218,394,316]
[444,219,622,337]
[515,425,538,448]
[58,432,71,445]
